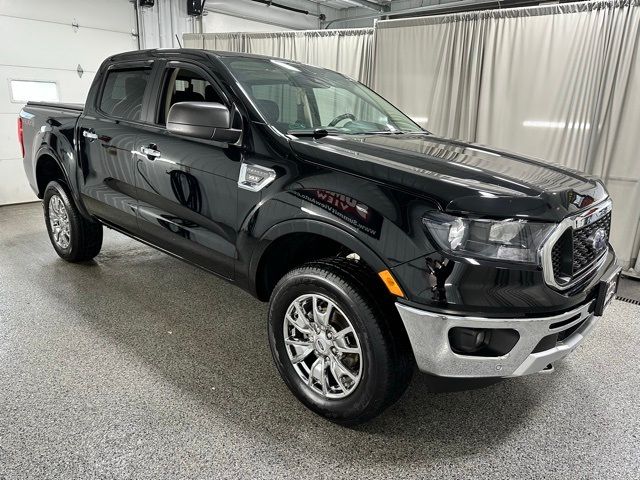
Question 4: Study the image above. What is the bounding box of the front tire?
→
[43,181,103,262]
[268,257,414,425]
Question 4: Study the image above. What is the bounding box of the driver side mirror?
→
[167,102,242,143]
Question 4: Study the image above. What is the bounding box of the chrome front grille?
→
[542,199,612,290]
[551,243,562,274]
[551,231,572,279]
[572,212,611,274]
[550,212,611,282]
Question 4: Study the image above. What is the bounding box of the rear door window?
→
[100,68,151,121]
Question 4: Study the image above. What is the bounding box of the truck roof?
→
[108,48,300,64]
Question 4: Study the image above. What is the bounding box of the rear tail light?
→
[17,117,25,158]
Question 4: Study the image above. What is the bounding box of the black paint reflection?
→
[170,170,202,213]
[156,170,203,240]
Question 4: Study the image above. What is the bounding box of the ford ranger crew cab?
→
[18,49,620,425]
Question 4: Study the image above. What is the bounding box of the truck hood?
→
[289,132,607,221]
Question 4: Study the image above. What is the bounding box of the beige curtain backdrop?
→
[185,1,640,267]
[189,29,374,83]
[183,33,204,48]
[373,0,640,268]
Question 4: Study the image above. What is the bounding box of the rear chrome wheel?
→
[43,180,103,262]
[283,294,363,399]
[48,195,71,249]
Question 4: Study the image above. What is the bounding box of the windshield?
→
[221,57,424,135]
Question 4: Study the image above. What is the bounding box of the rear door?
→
[77,60,155,234]
[132,59,240,279]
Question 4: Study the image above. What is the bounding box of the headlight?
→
[422,211,555,264]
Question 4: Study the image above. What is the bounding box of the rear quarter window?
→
[99,69,151,121]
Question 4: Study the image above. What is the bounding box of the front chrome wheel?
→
[283,294,363,399]
[48,195,71,249]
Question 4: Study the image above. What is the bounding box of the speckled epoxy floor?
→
[0,202,639,479]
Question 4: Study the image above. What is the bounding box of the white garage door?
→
[0,0,137,205]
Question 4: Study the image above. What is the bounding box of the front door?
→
[133,61,240,279]
[77,62,154,234]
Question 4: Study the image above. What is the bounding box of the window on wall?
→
[10,80,59,103]
[99,68,151,121]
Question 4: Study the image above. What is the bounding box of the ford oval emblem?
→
[590,228,607,251]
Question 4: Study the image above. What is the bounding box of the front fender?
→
[236,177,438,298]
[249,218,390,283]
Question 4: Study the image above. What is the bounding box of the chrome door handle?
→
[82,130,98,140]
[140,146,161,159]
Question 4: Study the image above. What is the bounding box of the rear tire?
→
[268,257,414,425]
[43,180,103,262]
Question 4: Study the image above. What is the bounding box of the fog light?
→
[449,327,519,357]
[449,327,488,354]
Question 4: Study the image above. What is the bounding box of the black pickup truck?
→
[19,49,620,424]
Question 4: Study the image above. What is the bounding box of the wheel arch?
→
[35,150,68,198]
[250,219,391,301]
[34,147,92,219]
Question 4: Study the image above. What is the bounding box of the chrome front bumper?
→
[396,301,600,378]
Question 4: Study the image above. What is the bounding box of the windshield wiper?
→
[358,130,405,135]
[287,128,340,139]
[287,128,414,138]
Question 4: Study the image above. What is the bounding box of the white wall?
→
[0,0,137,205]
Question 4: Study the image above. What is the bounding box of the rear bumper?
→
[396,300,601,378]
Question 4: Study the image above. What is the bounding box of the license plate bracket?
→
[594,271,620,316]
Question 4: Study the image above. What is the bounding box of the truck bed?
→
[20,102,85,198]
[26,101,84,112]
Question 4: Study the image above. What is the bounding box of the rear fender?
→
[34,142,92,220]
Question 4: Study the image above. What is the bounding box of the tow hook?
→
[540,363,555,374]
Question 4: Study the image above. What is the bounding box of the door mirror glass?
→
[167,102,241,143]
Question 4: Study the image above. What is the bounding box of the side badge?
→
[238,163,277,192]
